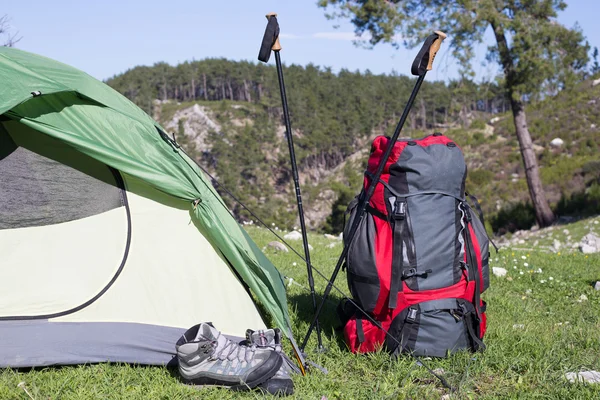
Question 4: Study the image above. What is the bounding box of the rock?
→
[284,231,303,241]
[580,233,600,254]
[550,138,564,148]
[563,229,570,235]
[553,239,562,252]
[489,116,501,124]
[593,78,600,86]
[164,104,220,153]
[578,294,588,302]
[518,239,525,244]
[492,267,507,277]
[326,242,338,249]
[513,324,525,329]
[566,371,600,383]
[591,124,597,129]
[324,234,339,240]
[267,241,288,252]
[594,281,600,291]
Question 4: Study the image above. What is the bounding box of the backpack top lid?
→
[367,134,467,200]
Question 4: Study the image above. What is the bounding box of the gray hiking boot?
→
[243,328,299,396]
[176,323,282,391]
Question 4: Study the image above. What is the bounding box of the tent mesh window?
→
[0,128,124,230]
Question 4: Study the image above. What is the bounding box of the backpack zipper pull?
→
[450,310,463,322]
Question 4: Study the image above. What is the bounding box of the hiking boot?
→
[243,328,298,396]
[176,323,282,391]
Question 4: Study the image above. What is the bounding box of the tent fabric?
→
[0,143,124,229]
[0,47,291,342]
[0,321,245,368]
[0,121,268,337]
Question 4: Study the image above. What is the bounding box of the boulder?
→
[284,230,303,241]
[580,233,600,254]
[550,138,564,147]
[267,241,288,252]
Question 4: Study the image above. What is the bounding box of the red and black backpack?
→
[339,133,491,357]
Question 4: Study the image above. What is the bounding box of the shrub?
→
[467,168,494,187]
[491,202,536,234]
[470,119,487,130]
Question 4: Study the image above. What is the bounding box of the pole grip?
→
[266,13,281,51]
[258,13,280,63]
[410,31,447,76]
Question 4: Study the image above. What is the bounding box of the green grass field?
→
[2,217,600,399]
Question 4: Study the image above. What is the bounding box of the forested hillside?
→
[106,60,600,234]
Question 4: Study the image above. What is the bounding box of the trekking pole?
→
[259,13,324,351]
[301,31,447,350]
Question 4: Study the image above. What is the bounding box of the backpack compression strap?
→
[464,209,486,351]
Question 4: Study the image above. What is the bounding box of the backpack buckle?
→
[406,307,418,322]
[393,199,406,220]
[403,268,417,279]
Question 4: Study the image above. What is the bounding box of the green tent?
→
[0,46,296,367]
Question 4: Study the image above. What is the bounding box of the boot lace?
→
[202,331,258,363]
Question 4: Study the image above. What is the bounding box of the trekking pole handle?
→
[258,13,281,63]
[411,31,447,76]
[266,13,282,51]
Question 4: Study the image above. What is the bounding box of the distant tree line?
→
[106,59,510,167]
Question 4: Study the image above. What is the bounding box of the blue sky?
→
[3,1,598,82]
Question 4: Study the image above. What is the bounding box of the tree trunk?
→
[203,73,208,100]
[243,80,252,102]
[491,19,555,227]
[191,78,196,100]
[227,80,234,101]
[510,99,555,227]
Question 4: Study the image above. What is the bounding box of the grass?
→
[2,217,600,399]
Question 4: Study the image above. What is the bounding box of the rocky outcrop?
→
[164,104,221,153]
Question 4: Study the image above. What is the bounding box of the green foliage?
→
[491,202,536,234]
[591,46,600,75]
[470,118,486,130]
[322,183,357,234]
[467,168,494,187]
[555,183,600,218]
